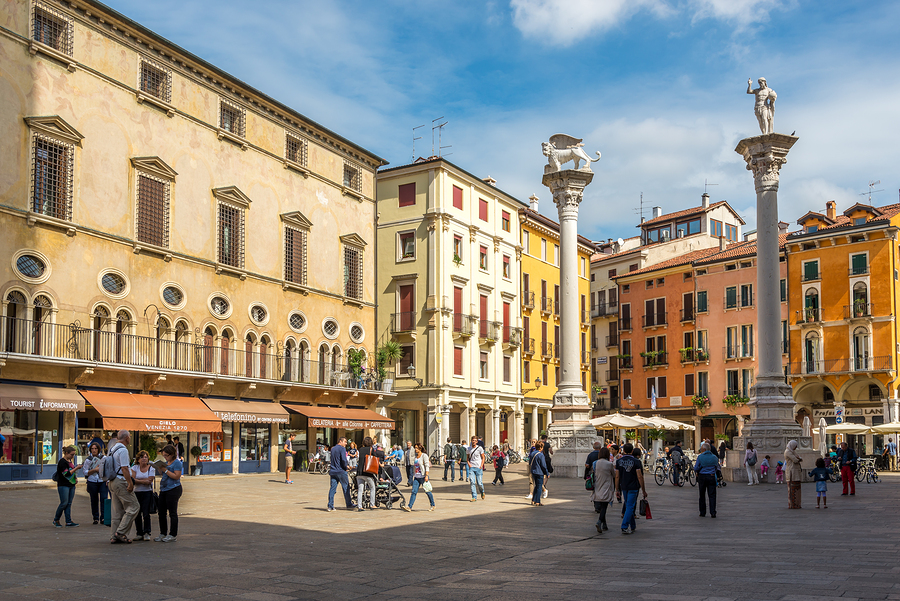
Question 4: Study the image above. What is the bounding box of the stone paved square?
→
[2,466,899,600]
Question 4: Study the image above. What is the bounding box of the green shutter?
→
[780,279,786,302]
[697,291,707,313]
[851,254,867,275]
[804,261,818,280]
[725,287,737,309]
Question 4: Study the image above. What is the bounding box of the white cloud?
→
[688,0,789,27]
[510,0,668,46]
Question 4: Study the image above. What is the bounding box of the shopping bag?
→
[644,500,652,520]
[364,453,380,475]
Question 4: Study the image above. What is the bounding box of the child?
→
[809,457,830,508]
[760,455,770,481]
[774,460,785,484]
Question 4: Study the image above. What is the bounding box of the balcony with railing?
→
[679,348,709,363]
[522,337,535,354]
[790,356,892,376]
[581,351,591,366]
[845,302,873,319]
[541,341,553,358]
[606,333,618,347]
[593,301,619,317]
[606,366,619,382]
[680,308,694,323]
[591,337,599,351]
[582,309,591,325]
[724,344,754,361]
[541,296,553,314]
[0,316,393,390]
[801,270,820,282]
[641,351,668,367]
[503,326,523,346]
[522,290,535,309]
[479,320,501,343]
[452,313,477,337]
[642,312,667,328]
[390,311,416,334]
[618,356,633,370]
[849,265,869,276]
[795,307,821,324]
[618,317,632,332]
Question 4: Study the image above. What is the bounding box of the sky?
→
[104,0,900,242]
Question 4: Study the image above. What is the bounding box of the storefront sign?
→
[101,418,222,433]
[0,386,85,412]
[308,418,393,429]
[813,407,882,418]
[211,411,289,424]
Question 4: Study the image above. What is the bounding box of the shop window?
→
[240,425,270,461]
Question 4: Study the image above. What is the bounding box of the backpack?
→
[99,443,123,482]
[458,445,467,462]
[747,450,757,466]
[450,445,459,460]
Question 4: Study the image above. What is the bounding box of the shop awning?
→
[0,384,85,412]
[283,405,394,429]
[79,390,221,432]
[202,398,290,424]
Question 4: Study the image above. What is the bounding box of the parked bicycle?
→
[856,457,879,483]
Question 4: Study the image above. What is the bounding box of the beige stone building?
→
[0,0,391,480]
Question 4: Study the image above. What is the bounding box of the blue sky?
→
[106,0,900,241]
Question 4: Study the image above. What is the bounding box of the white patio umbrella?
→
[645,415,697,431]
[818,417,828,457]
[802,416,811,437]
[825,422,872,435]
[589,413,651,429]
[871,421,900,434]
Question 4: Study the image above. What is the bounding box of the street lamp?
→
[406,364,423,388]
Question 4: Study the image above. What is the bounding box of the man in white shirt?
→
[467,436,486,501]
[108,430,140,544]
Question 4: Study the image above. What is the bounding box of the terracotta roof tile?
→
[790,202,900,236]
[590,246,643,263]
[613,247,722,279]
[640,202,728,227]
[694,233,789,265]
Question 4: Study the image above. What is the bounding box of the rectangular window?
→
[32,2,72,54]
[284,226,307,285]
[343,161,362,192]
[139,57,172,103]
[479,198,489,222]
[555,366,560,385]
[608,269,617,278]
[217,202,244,268]
[726,326,737,358]
[541,239,547,261]
[452,185,463,209]
[554,325,560,359]
[502,255,511,279]
[285,133,308,167]
[219,99,246,137]
[398,182,416,207]
[580,257,586,277]
[454,346,464,376]
[399,231,415,259]
[697,330,708,354]
[740,284,753,307]
[675,218,701,237]
[32,134,73,221]
[479,245,488,271]
[851,253,867,275]
[710,219,723,238]
[780,279,786,302]
[399,344,414,374]
[782,319,788,354]
[684,373,695,396]
[741,324,753,357]
[726,224,738,241]
[135,174,170,248]
[629,264,638,272]
[524,361,530,383]
[803,260,819,281]
[726,369,740,395]
[725,286,737,309]
[696,290,707,313]
[742,369,753,397]
[501,210,511,232]
[522,231,530,254]
[554,244,559,266]
[542,363,548,386]
[480,351,489,379]
[698,371,709,396]
[623,379,632,401]
[503,356,511,383]
[343,245,363,299]
[453,235,463,263]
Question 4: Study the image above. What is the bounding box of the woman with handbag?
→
[403,443,434,512]
[528,441,549,506]
[590,447,616,533]
[743,442,759,485]
[52,445,81,528]
[82,442,108,525]
[131,450,156,541]
[355,436,383,511]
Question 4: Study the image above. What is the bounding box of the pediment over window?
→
[339,233,367,247]
[280,211,313,229]
[212,186,252,208]
[24,115,84,146]
[130,156,177,181]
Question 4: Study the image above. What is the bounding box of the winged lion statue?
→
[542,134,601,173]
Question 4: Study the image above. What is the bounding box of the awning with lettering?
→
[78,390,221,433]
[282,405,394,429]
[0,384,85,412]
[202,398,289,424]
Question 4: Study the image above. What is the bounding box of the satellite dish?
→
[616,238,624,246]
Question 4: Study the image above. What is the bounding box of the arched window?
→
[4,291,27,353]
[114,310,130,364]
[173,320,189,370]
[804,289,819,322]
[318,343,329,384]
[284,339,296,382]
[259,335,270,380]
[853,326,869,371]
[92,306,110,361]
[220,330,232,375]
[32,295,53,356]
[852,282,868,317]
[244,333,256,378]
[156,316,170,368]
[299,340,310,383]
[203,326,216,373]
[804,331,819,373]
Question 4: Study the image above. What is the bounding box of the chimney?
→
[652,206,662,219]
[528,194,539,211]
[483,176,497,187]
[826,200,837,220]
[701,193,710,208]
[778,221,789,235]
[719,236,727,251]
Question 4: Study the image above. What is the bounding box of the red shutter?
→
[454,347,463,375]
[503,302,510,342]
[399,284,414,330]
[685,374,695,396]
[479,198,488,221]
[659,377,667,397]
[480,295,488,337]
[453,186,463,209]
[399,183,416,207]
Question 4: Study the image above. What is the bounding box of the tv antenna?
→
[431,117,448,158]
[632,192,646,223]
[704,179,718,194]
[411,124,425,162]
[859,180,883,203]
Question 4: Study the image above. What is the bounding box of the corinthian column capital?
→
[734,133,799,195]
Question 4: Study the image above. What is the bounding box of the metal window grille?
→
[219,100,246,137]
[16,254,46,278]
[162,286,183,307]
[139,57,172,103]
[136,173,170,248]
[343,161,361,192]
[101,272,126,295]
[250,305,267,324]
[285,134,308,166]
[343,245,363,299]
[32,2,72,55]
[323,319,338,337]
[31,134,73,221]
[284,226,307,285]
[217,202,244,267]
[210,296,229,316]
[350,324,363,342]
[289,313,305,331]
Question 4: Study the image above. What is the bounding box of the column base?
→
[548,389,599,478]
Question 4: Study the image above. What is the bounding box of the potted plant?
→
[853,298,867,317]
[679,347,694,362]
[347,348,364,386]
[723,394,750,410]
[624,430,637,441]
[640,350,660,366]
[647,428,666,441]
[715,433,728,442]
[376,341,403,391]
[690,395,710,412]
[452,253,463,266]
[190,445,203,476]
[695,348,710,362]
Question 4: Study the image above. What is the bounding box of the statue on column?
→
[747,78,777,135]
[542,134,601,173]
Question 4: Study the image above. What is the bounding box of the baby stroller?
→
[350,464,407,510]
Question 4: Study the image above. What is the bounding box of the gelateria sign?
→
[309,418,392,429]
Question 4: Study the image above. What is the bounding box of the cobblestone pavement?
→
[1,465,899,601]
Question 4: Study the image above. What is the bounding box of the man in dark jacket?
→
[694,442,720,518]
[327,438,353,511]
[541,434,553,499]
[443,437,457,482]
[669,441,685,486]
[837,442,857,496]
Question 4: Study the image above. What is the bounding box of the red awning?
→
[79,390,221,432]
[283,405,393,429]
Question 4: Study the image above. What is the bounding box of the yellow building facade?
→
[0,0,389,480]
[519,203,594,439]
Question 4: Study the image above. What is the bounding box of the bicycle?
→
[856,458,879,483]
[429,449,443,464]
[507,449,522,464]
[653,458,671,486]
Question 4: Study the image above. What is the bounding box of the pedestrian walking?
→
[284,433,296,484]
[356,436,383,511]
[403,441,414,486]
[347,442,359,468]
[743,442,760,485]
[808,457,830,509]
[82,442,108,526]
[490,445,505,485]
[131,450,156,541]
[584,442,602,479]
[458,441,469,482]
[885,438,897,471]
[52,445,80,528]
[590,447,615,534]
[614,443,646,534]
[467,436,486,501]
[835,441,857,496]
[108,430,139,544]
[784,439,803,508]
[173,436,185,462]
[529,441,549,506]
[694,442,720,518]
[155,444,182,542]
[442,437,457,482]
[327,437,353,511]
[669,441,684,486]
[540,434,553,499]
[403,443,435,512]
[718,439,728,468]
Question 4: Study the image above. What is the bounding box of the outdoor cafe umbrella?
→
[802,415,812,437]
[645,415,696,431]
[825,422,873,435]
[589,413,651,429]
[818,417,828,457]
[871,421,900,434]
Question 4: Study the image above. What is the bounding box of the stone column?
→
[441,404,450,447]
[515,409,525,452]
[542,168,600,477]
[492,409,500,449]
[461,404,470,442]
[529,406,539,442]
[730,133,813,478]
[232,422,240,474]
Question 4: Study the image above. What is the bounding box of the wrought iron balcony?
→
[452,313,477,336]
[606,334,618,347]
[606,367,619,381]
[795,308,821,324]
[479,320,501,342]
[680,308,695,323]
[641,351,668,367]
[845,302,873,319]
[642,312,667,328]
[618,317,632,331]
[724,345,754,360]
[504,326,523,346]
[522,290,535,309]
[522,337,535,354]
[390,311,416,334]
[541,296,553,314]
[789,356,892,376]
[541,341,553,358]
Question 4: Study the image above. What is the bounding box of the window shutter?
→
[452,185,463,209]
[623,379,631,399]
[479,198,488,221]
[454,347,463,375]
[804,261,818,280]
[697,290,707,312]
[398,183,416,207]
[725,287,737,309]
[658,377,666,397]
[684,373,695,396]
[647,377,654,398]
[645,299,654,325]
[851,254,866,274]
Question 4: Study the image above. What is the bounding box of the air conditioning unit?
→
[661,230,671,242]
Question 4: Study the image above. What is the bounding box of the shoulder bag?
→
[363,449,380,475]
